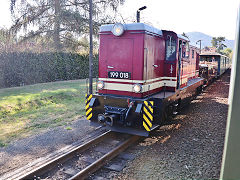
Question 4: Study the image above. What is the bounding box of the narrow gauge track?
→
[4,129,140,180]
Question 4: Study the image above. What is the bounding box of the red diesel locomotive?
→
[85,23,204,136]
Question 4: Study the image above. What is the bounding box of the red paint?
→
[98,24,200,98]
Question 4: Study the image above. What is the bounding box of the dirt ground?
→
[0,118,97,176]
[0,71,230,179]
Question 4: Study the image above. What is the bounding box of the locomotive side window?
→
[166,36,176,60]
[182,51,186,58]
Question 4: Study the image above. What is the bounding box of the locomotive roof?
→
[100,23,163,36]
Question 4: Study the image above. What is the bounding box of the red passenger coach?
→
[85,23,204,136]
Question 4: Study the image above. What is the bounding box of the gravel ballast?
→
[0,71,230,179]
[116,71,230,179]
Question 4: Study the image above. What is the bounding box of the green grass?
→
[65,126,72,130]
[0,79,93,146]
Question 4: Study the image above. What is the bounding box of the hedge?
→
[0,52,98,88]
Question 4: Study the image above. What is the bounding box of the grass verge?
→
[0,79,91,146]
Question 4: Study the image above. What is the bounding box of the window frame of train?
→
[220,5,240,179]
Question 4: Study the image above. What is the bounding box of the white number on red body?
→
[108,71,130,79]
[110,72,119,78]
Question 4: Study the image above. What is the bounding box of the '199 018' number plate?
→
[108,71,131,79]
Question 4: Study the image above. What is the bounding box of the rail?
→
[3,130,140,180]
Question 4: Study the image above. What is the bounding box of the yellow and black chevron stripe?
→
[85,94,93,120]
[143,101,154,131]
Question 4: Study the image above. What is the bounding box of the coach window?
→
[166,35,176,60]
[186,42,190,58]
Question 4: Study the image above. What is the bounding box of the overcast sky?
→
[0,0,239,40]
[118,0,239,40]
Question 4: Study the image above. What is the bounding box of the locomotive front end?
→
[86,93,159,136]
[85,23,165,136]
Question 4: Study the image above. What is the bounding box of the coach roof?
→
[177,34,189,41]
[100,23,163,36]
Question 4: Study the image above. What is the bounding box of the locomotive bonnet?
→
[85,22,205,136]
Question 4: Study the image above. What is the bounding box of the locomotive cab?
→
[85,23,204,136]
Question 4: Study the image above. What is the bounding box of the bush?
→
[0,52,98,88]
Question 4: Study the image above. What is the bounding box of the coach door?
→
[106,38,134,94]
[177,40,183,89]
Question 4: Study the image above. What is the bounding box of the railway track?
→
[2,128,140,180]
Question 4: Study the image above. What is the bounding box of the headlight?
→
[112,23,125,36]
[133,84,142,93]
[97,81,104,90]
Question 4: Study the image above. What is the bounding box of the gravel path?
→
[0,118,97,176]
[0,71,230,179]
[116,71,230,179]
